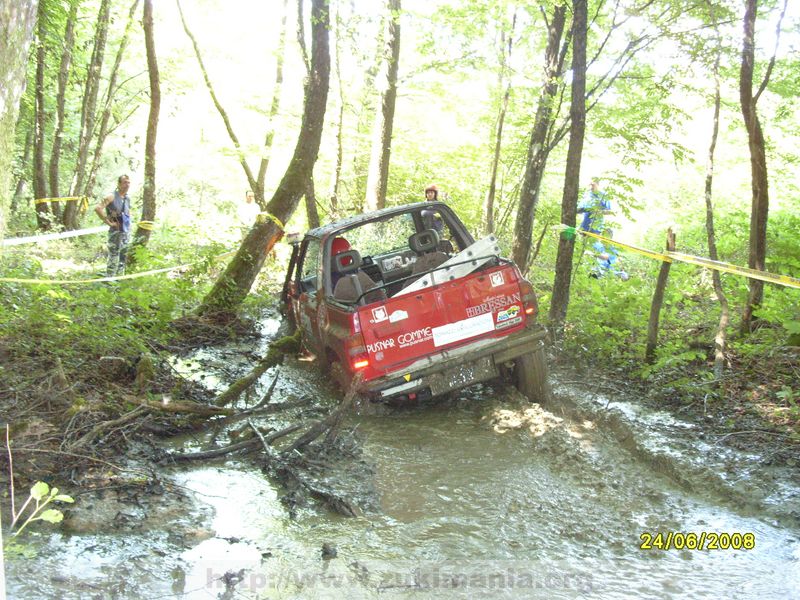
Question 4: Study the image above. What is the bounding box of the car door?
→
[296,238,324,356]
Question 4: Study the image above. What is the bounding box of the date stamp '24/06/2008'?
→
[640,531,755,551]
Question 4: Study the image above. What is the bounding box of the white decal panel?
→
[432,312,494,348]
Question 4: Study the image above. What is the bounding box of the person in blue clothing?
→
[589,234,629,280]
[577,178,611,234]
[578,179,628,280]
[95,174,132,276]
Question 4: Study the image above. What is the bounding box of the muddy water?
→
[6,325,800,599]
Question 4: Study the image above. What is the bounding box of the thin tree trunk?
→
[511,4,568,270]
[548,0,586,335]
[352,11,385,212]
[85,0,141,201]
[0,0,38,238]
[199,0,330,316]
[645,229,676,363]
[12,128,34,214]
[33,3,50,230]
[704,6,729,381]
[305,176,321,229]
[254,0,289,208]
[739,0,786,333]
[483,13,515,236]
[176,0,258,194]
[48,0,79,212]
[65,0,111,230]
[133,0,160,249]
[364,0,401,211]
[328,0,344,218]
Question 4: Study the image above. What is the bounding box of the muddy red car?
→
[282,202,549,403]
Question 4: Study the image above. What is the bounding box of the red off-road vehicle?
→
[281,202,549,403]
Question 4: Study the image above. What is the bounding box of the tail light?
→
[518,277,538,319]
[349,345,369,370]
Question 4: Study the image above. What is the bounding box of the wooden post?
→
[645,228,676,363]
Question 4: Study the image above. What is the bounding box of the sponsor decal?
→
[403,374,411,382]
[496,305,521,323]
[398,327,433,348]
[495,316,522,330]
[432,313,494,347]
[366,327,433,355]
[389,309,408,323]
[371,307,388,323]
[466,292,521,318]
[490,272,504,287]
[367,338,396,354]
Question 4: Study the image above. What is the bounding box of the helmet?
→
[424,184,438,193]
[331,236,350,256]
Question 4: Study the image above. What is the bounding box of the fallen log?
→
[214,333,300,407]
[142,399,234,416]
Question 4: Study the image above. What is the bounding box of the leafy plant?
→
[7,481,74,539]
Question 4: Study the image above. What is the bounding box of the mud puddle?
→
[5,337,800,599]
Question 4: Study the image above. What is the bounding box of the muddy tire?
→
[514,342,551,404]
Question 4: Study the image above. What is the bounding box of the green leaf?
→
[784,321,800,335]
[30,481,50,501]
[38,509,64,524]
[54,494,75,503]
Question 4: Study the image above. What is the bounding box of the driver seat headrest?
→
[332,249,362,275]
[408,229,440,255]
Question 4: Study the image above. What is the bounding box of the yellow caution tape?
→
[35,196,88,205]
[560,225,800,290]
[256,212,285,230]
[137,221,155,231]
[666,251,800,290]
[0,250,237,285]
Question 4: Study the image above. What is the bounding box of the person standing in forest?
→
[238,189,260,226]
[95,174,132,276]
[422,183,444,232]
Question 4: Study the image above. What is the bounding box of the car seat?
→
[408,229,449,278]
[332,249,386,304]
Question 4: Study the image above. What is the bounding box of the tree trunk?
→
[133,0,160,249]
[483,14,515,236]
[704,12,729,381]
[739,0,773,333]
[305,175,320,229]
[364,0,401,211]
[645,229,676,363]
[12,128,34,214]
[198,0,330,316]
[65,0,112,230]
[254,0,289,208]
[328,0,344,218]
[176,0,258,196]
[85,0,141,201]
[547,0,586,335]
[33,3,50,230]
[511,4,568,270]
[0,0,38,238]
[48,0,79,212]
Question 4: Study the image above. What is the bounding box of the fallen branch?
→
[169,423,302,462]
[283,374,361,455]
[68,405,150,450]
[142,399,234,416]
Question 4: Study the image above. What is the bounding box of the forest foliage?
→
[1,0,799,424]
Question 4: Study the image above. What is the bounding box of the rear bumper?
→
[361,325,548,401]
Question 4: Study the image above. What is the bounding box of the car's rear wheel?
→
[514,342,551,404]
